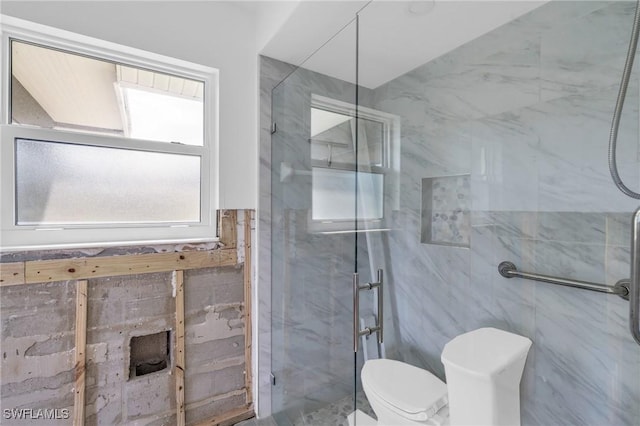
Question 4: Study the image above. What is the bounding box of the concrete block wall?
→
[1,281,76,425]
[1,210,253,425]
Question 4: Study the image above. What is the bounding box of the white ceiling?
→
[260,0,548,89]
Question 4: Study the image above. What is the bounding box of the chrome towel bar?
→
[498,261,629,300]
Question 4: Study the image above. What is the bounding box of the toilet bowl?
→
[362,359,450,425]
[358,328,532,426]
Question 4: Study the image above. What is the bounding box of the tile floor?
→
[236,392,374,426]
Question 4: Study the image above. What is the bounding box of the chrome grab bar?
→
[630,208,640,344]
[500,207,640,347]
[498,261,629,300]
[353,269,384,353]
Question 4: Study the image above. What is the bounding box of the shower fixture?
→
[609,0,640,199]
[609,0,640,346]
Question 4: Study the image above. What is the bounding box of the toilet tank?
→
[441,328,532,426]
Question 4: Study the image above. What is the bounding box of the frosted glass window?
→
[312,168,383,221]
[16,139,201,225]
[10,40,204,145]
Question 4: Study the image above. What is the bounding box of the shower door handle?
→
[353,273,360,353]
[377,269,384,345]
[630,208,640,345]
[353,269,384,353]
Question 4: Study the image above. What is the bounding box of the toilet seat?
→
[362,359,448,422]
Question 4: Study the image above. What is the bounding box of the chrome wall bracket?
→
[353,269,383,353]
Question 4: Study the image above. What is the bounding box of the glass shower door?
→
[270,18,363,425]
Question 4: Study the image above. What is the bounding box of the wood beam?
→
[243,210,253,405]
[175,270,186,426]
[194,405,254,426]
[73,280,88,426]
[218,210,237,249]
[0,262,25,286]
[0,249,237,287]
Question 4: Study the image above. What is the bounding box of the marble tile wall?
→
[373,1,640,425]
[261,1,640,424]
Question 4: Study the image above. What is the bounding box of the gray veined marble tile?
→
[533,307,640,426]
[536,211,606,244]
[540,1,639,102]
[489,211,539,240]
[606,212,636,247]
[470,117,541,213]
[261,2,640,424]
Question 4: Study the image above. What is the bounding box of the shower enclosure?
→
[265,1,640,424]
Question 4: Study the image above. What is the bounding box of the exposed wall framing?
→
[0,249,237,287]
[0,209,255,426]
[243,210,253,406]
[194,404,254,426]
[175,270,186,426]
[73,280,88,426]
[219,210,237,250]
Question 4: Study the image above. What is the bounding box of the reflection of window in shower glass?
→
[310,106,387,224]
[311,168,384,221]
[310,108,383,167]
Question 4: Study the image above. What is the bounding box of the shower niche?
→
[420,174,471,248]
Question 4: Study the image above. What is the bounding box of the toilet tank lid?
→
[362,359,448,421]
[441,328,532,377]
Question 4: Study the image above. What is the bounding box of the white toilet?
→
[355,327,532,426]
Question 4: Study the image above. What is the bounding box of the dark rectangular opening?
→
[129,330,171,379]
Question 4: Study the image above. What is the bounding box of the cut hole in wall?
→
[129,330,171,379]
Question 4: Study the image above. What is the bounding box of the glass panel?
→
[10,40,204,145]
[357,1,640,425]
[270,18,359,425]
[310,108,383,166]
[312,168,383,221]
[16,139,200,225]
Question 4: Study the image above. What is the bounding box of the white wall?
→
[1,1,259,209]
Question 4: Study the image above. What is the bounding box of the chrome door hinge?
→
[271,123,277,134]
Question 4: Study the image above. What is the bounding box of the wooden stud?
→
[1,210,250,423]
[243,210,253,405]
[15,249,236,286]
[73,280,88,426]
[0,262,25,286]
[194,405,254,426]
[174,270,186,426]
[218,210,237,249]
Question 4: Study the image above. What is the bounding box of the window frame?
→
[308,95,400,234]
[0,15,219,251]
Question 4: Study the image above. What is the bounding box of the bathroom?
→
[1,0,640,425]
[261,1,640,425]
